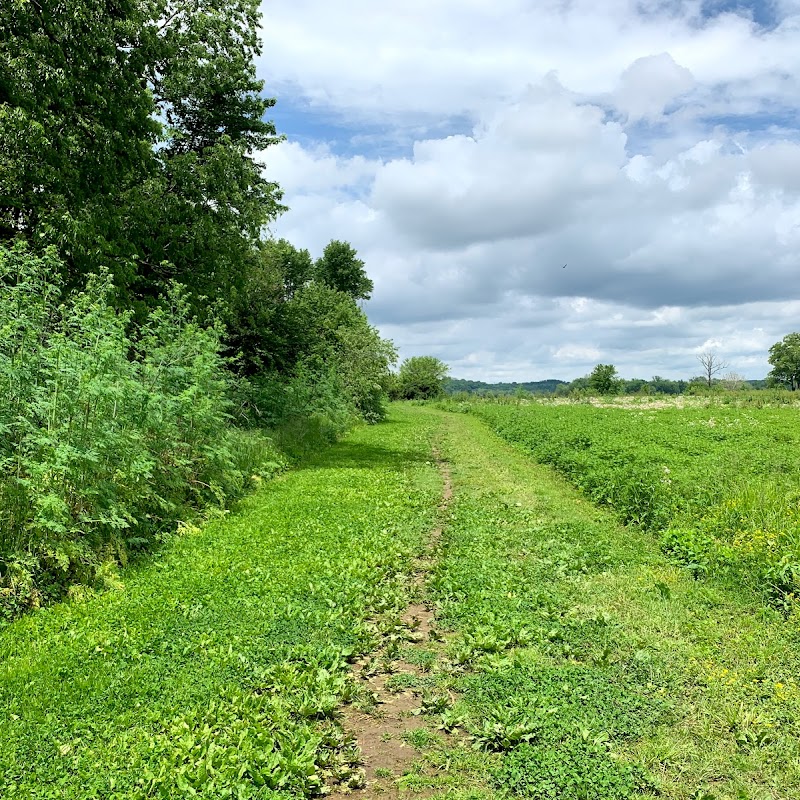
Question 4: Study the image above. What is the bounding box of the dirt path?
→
[327,449,454,798]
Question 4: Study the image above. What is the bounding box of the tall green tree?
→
[396,356,449,400]
[266,282,396,422]
[588,363,620,395]
[768,333,800,390]
[0,0,283,308]
[314,240,374,300]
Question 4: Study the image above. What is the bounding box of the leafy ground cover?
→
[4,403,800,799]
[0,406,441,799]
[460,400,800,605]
[385,408,800,800]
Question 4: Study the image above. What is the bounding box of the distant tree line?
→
[444,371,773,398]
[444,378,567,395]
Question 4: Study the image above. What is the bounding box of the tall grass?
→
[0,243,279,618]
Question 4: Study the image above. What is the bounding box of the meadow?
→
[3,402,800,800]
[457,397,800,608]
[421,408,800,800]
[0,408,441,799]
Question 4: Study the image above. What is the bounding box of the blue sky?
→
[699,0,780,27]
[258,0,800,381]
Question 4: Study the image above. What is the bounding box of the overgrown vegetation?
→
[0,2,397,611]
[0,407,441,798]
[457,400,800,607]
[0,239,396,617]
[0,244,280,616]
[391,355,450,400]
[4,401,800,798]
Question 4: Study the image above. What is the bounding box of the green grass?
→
[463,401,800,602]
[0,406,442,799]
[408,407,800,800]
[5,402,800,799]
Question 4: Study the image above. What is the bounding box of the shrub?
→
[0,244,256,617]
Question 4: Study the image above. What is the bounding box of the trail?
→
[327,450,453,798]
[0,407,444,799]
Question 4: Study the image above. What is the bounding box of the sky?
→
[255,0,800,382]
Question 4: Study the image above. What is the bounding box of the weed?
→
[498,739,650,799]
[418,407,800,798]
[404,728,439,748]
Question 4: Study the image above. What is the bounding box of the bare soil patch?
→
[326,452,454,798]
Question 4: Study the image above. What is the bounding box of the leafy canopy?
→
[768,332,800,391]
[396,356,449,400]
[588,364,620,395]
[314,240,374,301]
[0,0,284,308]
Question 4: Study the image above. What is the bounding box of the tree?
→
[650,375,685,395]
[269,238,314,300]
[0,0,284,309]
[396,357,449,400]
[697,352,728,388]
[588,364,620,395]
[281,282,396,419]
[768,332,800,390]
[314,240,374,300]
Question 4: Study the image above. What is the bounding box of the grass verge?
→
[0,406,441,799]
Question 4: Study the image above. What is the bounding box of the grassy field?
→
[2,403,799,799]
[0,407,441,799]
[461,399,800,605]
[401,407,800,800]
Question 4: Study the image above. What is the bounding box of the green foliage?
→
[236,282,396,428]
[225,244,395,426]
[499,739,648,799]
[444,377,568,396]
[396,356,449,400]
[0,244,278,616]
[0,0,283,309]
[422,411,669,799]
[0,406,441,798]
[419,407,800,799]
[267,237,314,300]
[768,332,800,391]
[469,401,800,604]
[588,363,621,395]
[314,240,374,300]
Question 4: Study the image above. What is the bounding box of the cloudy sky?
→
[256,0,800,381]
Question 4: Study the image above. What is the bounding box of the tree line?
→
[0,0,398,615]
[441,336,800,399]
[576,341,799,397]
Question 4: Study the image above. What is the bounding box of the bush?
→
[0,244,259,617]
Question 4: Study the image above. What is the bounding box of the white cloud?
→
[616,53,695,121]
[260,1,800,121]
[259,0,800,380]
[371,80,627,248]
